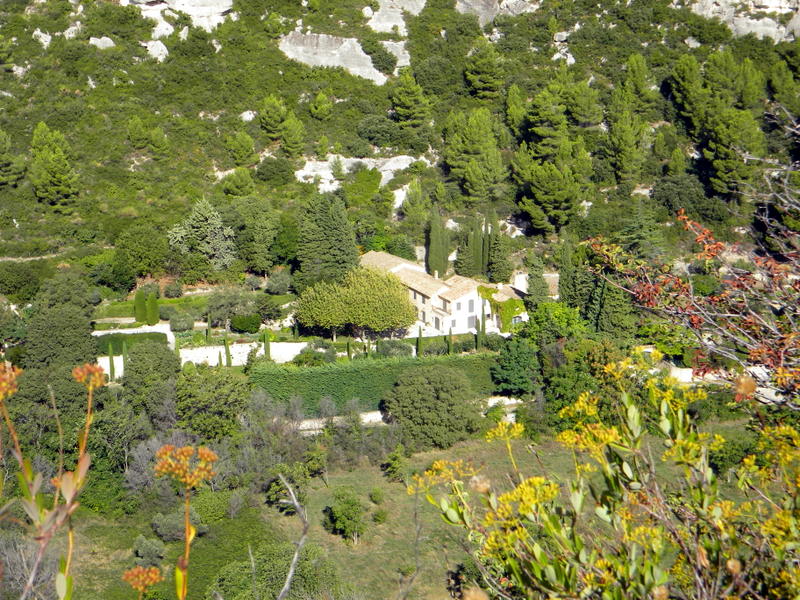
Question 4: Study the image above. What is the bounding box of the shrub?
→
[323,486,367,544]
[256,294,283,323]
[709,435,758,475]
[250,354,496,416]
[255,157,295,187]
[381,365,483,451]
[360,37,397,75]
[192,489,233,523]
[375,339,413,358]
[230,313,261,334]
[151,507,207,542]
[245,275,262,290]
[372,508,388,524]
[170,312,195,332]
[133,535,165,567]
[158,304,177,321]
[163,281,183,298]
[483,333,505,351]
[421,339,448,356]
[95,332,168,354]
[369,487,384,505]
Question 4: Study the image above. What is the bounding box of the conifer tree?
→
[671,55,710,137]
[623,54,658,117]
[607,110,649,183]
[426,206,449,278]
[148,127,169,157]
[168,198,237,276]
[454,221,480,277]
[506,84,527,137]
[557,239,577,306]
[768,62,800,114]
[127,116,149,149]
[0,34,12,70]
[443,108,505,199]
[703,108,765,195]
[666,147,687,175]
[524,253,550,312]
[399,178,431,236]
[134,289,147,323]
[616,199,663,259]
[488,234,513,283]
[280,112,305,158]
[295,195,358,290]
[260,94,288,140]
[226,131,257,167]
[221,167,255,196]
[391,68,431,129]
[0,129,23,188]
[28,123,78,207]
[309,91,333,120]
[526,89,569,160]
[513,146,579,233]
[145,292,159,325]
[464,38,504,99]
[566,80,603,127]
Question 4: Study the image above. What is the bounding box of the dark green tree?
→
[443,108,505,201]
[134,288,147,322]
[526,89,569,160]
[127,116,149,149]
[426,206,449,278]
[168,198,237,279]
[221,167,256,196]
[491,337,539,397]
[295,195,358,290]
[122,340,181,419]
[623,54,658,117]
[607,110,648,183]
[145,292,159,325]
[309,91,333,120]
[23,304,96,369]
[671,54,710,137]
[116,224,170,278]
[280,111,305,158]
[390,68,431,129]
[323,486,368,544]
[487,234,513,283]
[0,128,23,188]
[524,253,550,312]
[566,80,603,127]
[381,366,482,451]
[703,108,765,195]
[225,131,257,167]
[259,94,288,140]
[28,123,78,207]
[506,84,527,137]
[464,38,504,99]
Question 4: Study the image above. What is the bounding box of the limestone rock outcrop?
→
[683,0,799,42]
[367,0,426,35]
[455,0,539,26]
[122,0,234,35]
[278,31,388,85]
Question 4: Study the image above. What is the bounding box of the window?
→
[451,319,456,328]
[412,290,417,300]
[421,295,427,305]
[422,311,427,323]
[468,299,474,312]
[456,302,461,311]
[434,317,440,330]
[512,315,524,324]
[468,316,477,329]
[442,299,449,312]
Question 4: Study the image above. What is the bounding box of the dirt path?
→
[0,251,66,262]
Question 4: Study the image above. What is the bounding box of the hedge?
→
[96,332,169,354]
[249,353,497,416]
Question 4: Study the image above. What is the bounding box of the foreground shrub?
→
[133,535,165,567]
[151,506,208,542]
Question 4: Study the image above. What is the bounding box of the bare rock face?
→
[683,0,799,42]
[89,36,116,49]
[122,0,234,34]
[278,31,387,85]
[381,40,411,69]
[455,0,539,26]
[367,0,426,35]
[296,155,428,192]
[142,40,169,62]
[32,28,52,48]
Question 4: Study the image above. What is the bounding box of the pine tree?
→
[566,80,603,127]
[671,54,710,137]
[703,108,766,195]
[28,123,78,207]
[581,274,637,339]
[506,84,527,137]
[769,62,800,114]
[426,206,449,278]
[391,68,431,129]
[148,127,169,157]
[526,89,569,161]
[399,178,431,235]
[464,38,504,99]
[488,234,513,283]
[280,112,305,158]
[0,34,12,70]
[557,240,577,306]
[221,167,255,196]
[607,110,649,183]
[524,253,550,312]
[666,147,687,175]
[513,152,579,233]
[226,131,257,167]
[310,91,333,120]
[443,108,505,199]
[127,116,149,149]
[623,54,658,117]
[295,195,358,290]
[0,129,23,189]
[144,292,158,325]
[616,199,663,259]
[260,94,288,140]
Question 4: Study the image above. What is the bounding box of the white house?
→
[360,251,528,336]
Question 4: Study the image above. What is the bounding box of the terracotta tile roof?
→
[360,250,421,273]
[439,275,480,301]
[393,268,448,297]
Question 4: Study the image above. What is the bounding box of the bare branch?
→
[275,474,309,600]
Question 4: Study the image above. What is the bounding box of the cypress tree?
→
[346,339,352,360]
[145,292,159,326]
[218,350,223,368]
[391,68,431,129]
[224,337,232,367]
[426,207,449,277]
[263,330,271,361]
[505,84,527,137]
[488,235,513,283]
[416,327,423,358]
[122,340,128,372]
[295,195,358,290]
[174,337,181,360]
[524,253,550,312]
[0,129,23,189]
[557,240,577,306]
[447,329,454,355]
[259,94,288,140]
[134,289,147,322]
[108,342,115,381]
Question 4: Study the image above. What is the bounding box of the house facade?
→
[359,251,528,336]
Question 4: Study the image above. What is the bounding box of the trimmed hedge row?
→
[249,353,497,416]
[96,332,169,354]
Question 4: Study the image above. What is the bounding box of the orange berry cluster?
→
[0,362,21,401]
[71,363,106,391]
[155,445,218,488]
[122,566,164,592]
